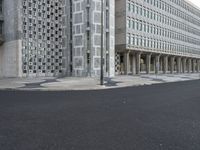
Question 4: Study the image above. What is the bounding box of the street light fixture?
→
[100,0,104,85]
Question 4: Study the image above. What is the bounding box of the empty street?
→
[0,80,200,150]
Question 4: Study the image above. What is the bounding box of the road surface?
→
[0,80,200,150]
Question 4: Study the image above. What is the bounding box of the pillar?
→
[146,54,151,74]
[177,57,181,73]
[152,57,156,72]
[182,58,186,73]
[160,58,163,72]
[155,55,160,74]
[188,59,192,73]
[163,56,168,74]
[170,57,175,74]
[192,59,196,73]
[124,51,130,75]
[136,53,141,75]
[132,54,136,75]
[197,60,200,73]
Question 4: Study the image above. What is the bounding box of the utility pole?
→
[100,0,104,85]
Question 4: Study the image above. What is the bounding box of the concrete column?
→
[177,57,181,73]
[124,52,130,75]
[146,54,151,74]
[132,54,136,75]
[136,53,141,75]
[170,57,175,74]
[188,59,192,73]
[160,58,163,72]
[163,56,168,74]
[152,57,156,72]
[182,58,186,73]
[155,55,160,74]
[197,60,200,73]
[192,59,196,73]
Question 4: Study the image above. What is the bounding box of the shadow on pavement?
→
[20,79,58,89]
[104,77,122,87]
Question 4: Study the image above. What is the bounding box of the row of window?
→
[23,6,62,14]
[170,0,200,18]
[127,34,200,55]
[23,11,63,22]
[142,0,200,26]
[23,69,62,74]
[23,0,61,7]
[23,40,62,49]
[23,57,62,63]
[23,17,62,26]
[23,34,62,42]
[127,2,200,37]
[127,18,200,46]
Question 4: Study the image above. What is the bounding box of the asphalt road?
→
[0,80,200,150]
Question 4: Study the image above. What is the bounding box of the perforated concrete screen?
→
[21,0,64,77]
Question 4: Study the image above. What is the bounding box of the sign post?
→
[100,0,104,85]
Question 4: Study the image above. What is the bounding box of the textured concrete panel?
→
[3,0,22,42]
[0,40,22,77]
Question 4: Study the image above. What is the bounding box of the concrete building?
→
[67,0,115,77]
[1,0,200,78]
[115,0,200,75]
[0,0,115,78]
[0,0,66,77]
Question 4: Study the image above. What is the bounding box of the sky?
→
[188,0,200,9]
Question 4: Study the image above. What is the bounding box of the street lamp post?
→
[100,0,104,85]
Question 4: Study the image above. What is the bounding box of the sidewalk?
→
[0,73,199,91]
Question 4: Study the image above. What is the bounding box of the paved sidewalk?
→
[0,73,200,91]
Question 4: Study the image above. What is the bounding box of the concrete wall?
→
[71,0,115,77]
[0,40,22,77]
[0,0,22,77]
[64,0,72,76]
[108,0,115,77]
[115,0,126,47]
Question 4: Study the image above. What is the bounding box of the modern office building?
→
[115,0,200,75]
[67,0,115,77]
[0,0,66,77]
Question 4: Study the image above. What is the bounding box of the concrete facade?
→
[1,0,200,78]
[21,0,65,77]
[115,0,200,75]
[0,0,66,77]
[0,0,22,77]
[67,0,115,77]
[0,0,115,78]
